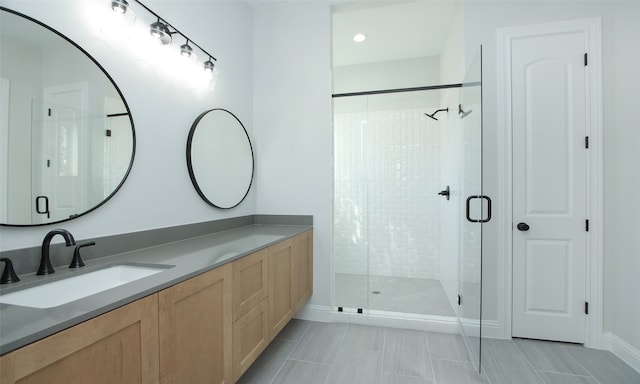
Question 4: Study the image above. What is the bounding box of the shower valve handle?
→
[438,186,450,201]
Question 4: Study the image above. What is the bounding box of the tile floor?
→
[334,274,456,317]
[237,320,640,384]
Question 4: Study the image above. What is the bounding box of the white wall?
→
[0,0,255,250]
[333,56,440,94]
[252,2,333,308]
[463,0,640,351]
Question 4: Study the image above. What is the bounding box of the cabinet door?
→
[0,294,159,384]
[232,248,267,322]
[159,264,232,384]
[232,299,268,382]
[268,239,292,340]
[291,230,313,313]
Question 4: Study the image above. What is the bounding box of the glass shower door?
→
[458,47,485,372]
[333,95,371,312]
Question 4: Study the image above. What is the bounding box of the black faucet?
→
[38,229,76,275]
[0,257,20,284]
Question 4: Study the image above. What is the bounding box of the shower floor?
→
[334,273,456,317]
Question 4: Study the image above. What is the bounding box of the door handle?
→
[465,195,492,223]
[35,195,50,219]
[517,222,530,231]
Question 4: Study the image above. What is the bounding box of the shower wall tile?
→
[334,108,442,280]
[439,89,461,312]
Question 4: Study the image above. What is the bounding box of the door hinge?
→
[585,136,589,149]
[584,53,588,66]
[457,294,462,306]
[585,302,589,315]
[47,108,52,117]
[585,220,590,231]
[105,129,112,137]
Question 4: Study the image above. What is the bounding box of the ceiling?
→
[332,0,458,67]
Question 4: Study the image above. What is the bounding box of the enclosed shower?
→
[331,49,485,370]
[333,88,457,318]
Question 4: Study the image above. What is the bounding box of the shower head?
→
[458,104,472,119]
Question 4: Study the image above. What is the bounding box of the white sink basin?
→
[0,265,167,309]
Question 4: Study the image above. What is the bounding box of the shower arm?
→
[425,108,449,121]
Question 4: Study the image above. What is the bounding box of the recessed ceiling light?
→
[353,33,366,43]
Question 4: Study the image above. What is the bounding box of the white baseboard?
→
[481,320,502,339]
[293,304,332,322]
[294,304,504,338]
[602,332,640,374]
[332,309,461,333]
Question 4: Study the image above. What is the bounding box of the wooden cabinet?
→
[231,299,268,382]
[0,294,159,384]
[267,238,293,340]
[291,230,313,313]
[158,264,232,384]
[231,249,269,381]
[267,230,314,341]
[232,249,268,321]
[0,231,313,384]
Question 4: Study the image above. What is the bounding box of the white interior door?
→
[34,84,87,223]
[511,31,587,343]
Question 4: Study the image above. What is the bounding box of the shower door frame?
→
[331,81,480,321]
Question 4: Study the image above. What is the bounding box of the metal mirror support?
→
[186,109,254,209]
[0,7,135,226]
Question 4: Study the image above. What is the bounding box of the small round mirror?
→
[186,109,254,209]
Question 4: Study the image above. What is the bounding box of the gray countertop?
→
[0,223,311,355]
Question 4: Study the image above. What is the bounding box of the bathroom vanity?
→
[0,223,313,384]
[0,6,312,383]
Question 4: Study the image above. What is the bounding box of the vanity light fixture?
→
[111,0,130,14]
[204,57,215,72]
[109,0,218,73]
[150,19,172,45]
[180,39,193,57]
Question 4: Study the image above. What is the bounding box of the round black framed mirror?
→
[0,7,136,226]
[186,109,254,209]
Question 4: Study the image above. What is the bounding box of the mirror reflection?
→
[187,109,253,209]
[0,8,135,226]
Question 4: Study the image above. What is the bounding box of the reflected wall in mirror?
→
[187,109,253,209]
[0,7,135,226]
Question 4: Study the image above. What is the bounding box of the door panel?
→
[459,47,483,372]
[512,31,586,343]
[525,240,572,313]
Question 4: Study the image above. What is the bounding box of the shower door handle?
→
[35,195,50,219]
[465,195,492,223]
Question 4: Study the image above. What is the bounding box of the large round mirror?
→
[0,8,135,226]
[187,109,253,209]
